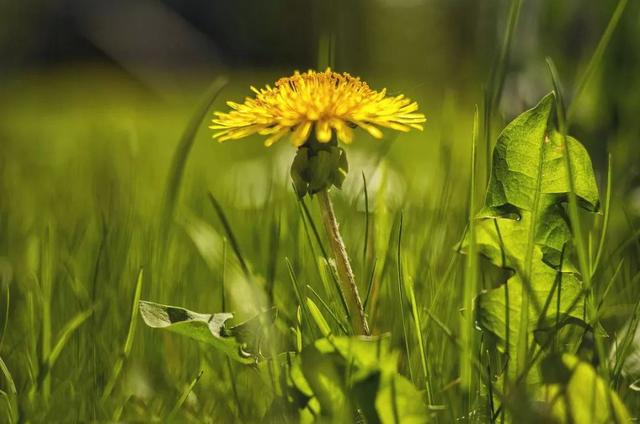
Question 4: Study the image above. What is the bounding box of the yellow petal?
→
[290,121,312,146]
[331,120,353,144]
[354,121,383,139]
[379,122,410,132]
[264,130,288,146]
[315,120,332,142]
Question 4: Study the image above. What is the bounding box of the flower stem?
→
[317,189,370,335]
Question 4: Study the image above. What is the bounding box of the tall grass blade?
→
[488,0,522,111]
[406,278,433,404]
[363,257,377,312]
[0,389,14,424]
[567,0,628,123]
[362,171,370,271]
[167,370,203,420]
[612,288,640,384]
[161,77,227,229]
[0,284,9,351]
[208,192,250,278]
[591,154,613,277]
[285,257,315,338]
[306,297,332,338]
[0,362,14,424]
[306,284,348,335]
[484,0,522,180]
[395,213,414,383]
[35,307,94,390]
[101,269,144,401]
[547,60,589,281]
[111,395,130,422]
[221,240,242,419]
[546,58,589,286]
[0,356,16,396]
[265,211,281,302]
[547,57,610,382]
[461,106,479,392]
[596,259,624,312]
[39,227,52,401]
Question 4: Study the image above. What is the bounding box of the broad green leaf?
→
[299,343,349,419]
[295,336,395,420]
[291,335,430,423]
[139,300,274,364]
[536,354,630,423]
[462,93,600,384]
[375,373,429,424]
[483,94,598,215]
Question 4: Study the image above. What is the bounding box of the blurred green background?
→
[1,0,640,421]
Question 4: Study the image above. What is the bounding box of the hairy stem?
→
[317,189,370,335]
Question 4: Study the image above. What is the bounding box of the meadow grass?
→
[1,2,640,421]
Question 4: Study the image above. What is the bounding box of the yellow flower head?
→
[210,69,426,147]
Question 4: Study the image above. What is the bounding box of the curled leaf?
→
[139,300,275,364]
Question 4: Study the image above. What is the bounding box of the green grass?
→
[0,70,472,422]
[1,2,640,419]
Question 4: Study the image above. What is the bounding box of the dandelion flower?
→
[210,68,426,147]
[208,69,426,336]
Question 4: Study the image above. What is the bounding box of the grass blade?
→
[547,57,610,383]
[208,192,250,278]
[597,259,624,312]
[488,0,522,111]
[221,239,242,419]
[306,284,349,335]
[567,0,628,123]
[363,257,377,312]
[39,227,53,401]
[35,307,94,390]
[461,106,479,391]
[484,0,522,180]
[161,77,228,228]
[101,269,144,401]
[591,153,613,277]
[0,389,14,424]
[395,213,414,383]
[285,257,315,338]
[362,171,370,271]
[406,278,433,404]
[306,297,332,338]
[167,370,203,420]
[0,283,9,352]
[265,211,281,302]
[0,363,14,424]
[0,356,16,396]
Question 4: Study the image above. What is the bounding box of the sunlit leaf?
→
[538,354,630,423]
[290,335,429,422]
[461,93,600,384]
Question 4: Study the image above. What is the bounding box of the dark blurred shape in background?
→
[2,1,637,106]
[2,0,318,72]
